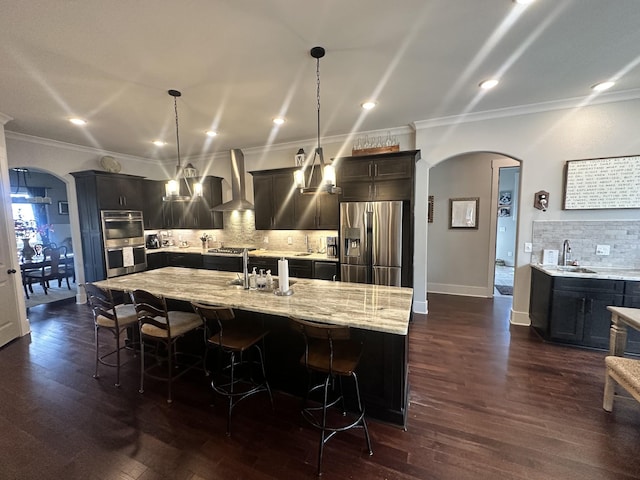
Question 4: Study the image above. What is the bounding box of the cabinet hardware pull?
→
[374,164,378,177]
[368,163,372,177]
[580,297,586,313]
[588,298,594,314]
[7,269,17,274]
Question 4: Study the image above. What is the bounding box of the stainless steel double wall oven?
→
[101,210,146,277]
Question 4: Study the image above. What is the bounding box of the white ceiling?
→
[2,1,640,162]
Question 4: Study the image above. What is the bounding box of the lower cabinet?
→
[313,261,338,281]
[203,255,243,272]
[166,252,203,269]
[529,268,631,351]
[146,252,167,270]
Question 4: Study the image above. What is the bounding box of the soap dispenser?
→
[266,270,273,290]
[249,267,257,289]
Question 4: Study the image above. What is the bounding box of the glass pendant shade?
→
[193,182,203,197]
[165,180,179,197]
[322,164,336,187]
[293,169,306,189]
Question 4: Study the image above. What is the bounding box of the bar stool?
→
[131,289,204,403]
[192,303,273,436]
[84,283,138,387]
[289,317,373,476]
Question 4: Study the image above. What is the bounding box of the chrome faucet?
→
[562,239,571,266]
[242,248,249,289]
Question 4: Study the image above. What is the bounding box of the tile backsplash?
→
[531,220,639,268]
[147,210,337,253]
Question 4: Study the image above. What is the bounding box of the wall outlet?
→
[499,226,506,233]
[507,251,513,257]
[263,236,269,244]
[211,235,216,242]
[596,244,610,255]
[287,236,293,245]
[524,242,532,253]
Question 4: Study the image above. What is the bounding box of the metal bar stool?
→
[131,289,204,403]
[289,317,373,476]
[192,303,273,436]
[84,283,138,387]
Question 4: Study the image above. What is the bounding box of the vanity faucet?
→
[562,239,572,266]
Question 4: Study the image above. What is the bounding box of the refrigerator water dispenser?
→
[343,227,361,257]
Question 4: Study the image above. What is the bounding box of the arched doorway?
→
[9,167,76,307]
[426,151,521,299]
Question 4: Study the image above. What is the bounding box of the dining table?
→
[20,252,74,297]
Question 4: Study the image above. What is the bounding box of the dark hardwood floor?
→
[1,294,639,479]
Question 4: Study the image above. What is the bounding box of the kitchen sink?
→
[556,266,597,274]
[294,252,312,256]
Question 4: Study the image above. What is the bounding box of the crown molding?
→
[5,131,158,165]
[413,88,640,130]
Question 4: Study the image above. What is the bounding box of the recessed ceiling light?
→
[361,101,377,110]
[152,140,166,147]
[479,79,499,90]
[592,81,615,92]
[272,117,285,125]
[205,130,218,137]
[69,118,87,126]
[514,0,535,5]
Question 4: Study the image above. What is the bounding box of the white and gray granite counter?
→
[94,267,412,335]
[531,264,640,281]
[146,246,338,262]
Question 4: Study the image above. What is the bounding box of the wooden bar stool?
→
[84,283,138,387]
[192,303,273,436]
[289,317,372,476]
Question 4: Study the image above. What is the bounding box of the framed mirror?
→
[449,197,479,229]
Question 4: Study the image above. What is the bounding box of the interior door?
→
[0,123,27,347]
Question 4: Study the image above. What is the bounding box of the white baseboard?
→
[413,299,428,314]
[427,283,492,298]
[510,309,531,326]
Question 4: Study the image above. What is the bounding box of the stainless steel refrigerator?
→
[340,201,403,286]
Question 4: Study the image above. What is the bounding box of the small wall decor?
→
[449,197,479,229]
[58,201,69,215]
[498,206,511,217]
[498,190,512,206]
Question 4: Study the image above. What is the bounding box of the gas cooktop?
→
[207,247,256,255]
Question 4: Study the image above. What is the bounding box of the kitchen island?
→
[95,267,413,425]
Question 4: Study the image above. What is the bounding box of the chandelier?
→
[162,89,203,202]
[293,47,340,195]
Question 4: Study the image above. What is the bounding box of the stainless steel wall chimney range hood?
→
[211,149,254,211]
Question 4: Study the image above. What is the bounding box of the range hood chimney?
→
[211,149,254,211]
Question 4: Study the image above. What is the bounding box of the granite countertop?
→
[531,263,640,281]
[146,246,338,262]
[94,267,412,335]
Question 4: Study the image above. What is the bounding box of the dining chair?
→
[84,283,138,387]
[24,246,69,294]
[58,245,75,287]
[131,289,204,403]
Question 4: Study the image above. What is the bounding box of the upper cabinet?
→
[89,172,145,211]
[336,150,419,202]
[251,167,338,230]
[159,176,224,230]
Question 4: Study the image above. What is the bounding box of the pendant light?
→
[294,47,341,195]
[162,89,203,202]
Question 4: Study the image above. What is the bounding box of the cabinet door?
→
[340,160,373,182]
[288,259,312,278]
[146,252,167,270]
[372,179,412,201]
[294,192,317,230]
[316,194,339,229]
[583,293,624,349]
[549,290,585,343]
[142,180,165,229]
[272,173,296,229]
[96,176,144,210]
[253,175,274,230]
[623,291,640,353]
[339,181,374,202]
[313,261,338,280]
[167,252,203,269]
[373,157,413,180]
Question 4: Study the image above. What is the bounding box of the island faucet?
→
[242,248,249,289]
[562,239,571,266]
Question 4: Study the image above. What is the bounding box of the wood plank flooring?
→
[1,294,639,479]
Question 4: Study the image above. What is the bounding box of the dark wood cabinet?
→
[529,268,628,351]
[95,174,145,210]
[336,150,418,202]
[72,170,146,282]
[162,177,224,230]
[248,257,279,275]
[142,180,165,229]
[203,255,243,272]
[146,251,167,270]
[252,167,338,230]
[313,261,338,281]
[166,252,203,269]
